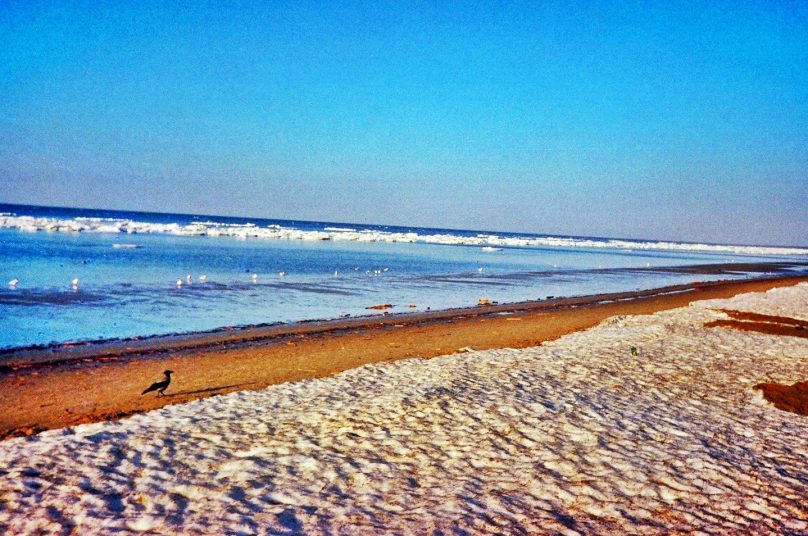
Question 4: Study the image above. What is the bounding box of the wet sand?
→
[2,275,807,439]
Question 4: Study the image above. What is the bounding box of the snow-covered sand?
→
[1,284,806,534]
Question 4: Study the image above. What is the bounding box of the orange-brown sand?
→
[705,309,808,338]
[754,381,808,416]
[2,276,806,439]
[704,320,808,338]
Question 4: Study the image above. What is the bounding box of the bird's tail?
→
[141,386,155,395]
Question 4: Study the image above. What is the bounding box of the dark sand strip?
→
[2,275,806,439]
[718,309,808,327]
[705,319,808,338]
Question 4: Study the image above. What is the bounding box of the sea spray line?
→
[2,213,807,256]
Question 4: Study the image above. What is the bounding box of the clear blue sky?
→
[1,1,806,246]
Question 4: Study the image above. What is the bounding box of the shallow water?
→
[1,204,806,349]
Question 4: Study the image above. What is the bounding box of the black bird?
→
[141,370,174,397]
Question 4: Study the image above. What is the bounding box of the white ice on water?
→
[1,285,807,534]
[3,213,808,256]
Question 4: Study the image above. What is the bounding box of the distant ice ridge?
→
[2,213,807,256]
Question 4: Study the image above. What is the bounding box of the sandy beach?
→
[5,1,808,532]
[0,277,806,533]
[1,275,806,439]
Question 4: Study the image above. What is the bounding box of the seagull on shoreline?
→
[199,274,207,283]
[71,278,79,289]
[8,278,18,288]
[141,370,173,397]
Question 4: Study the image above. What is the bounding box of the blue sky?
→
[1,1,806,246]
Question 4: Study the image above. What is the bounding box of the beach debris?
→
[408,304,417,308]
[366,304,394,310]
[8,278,18,288]
[630,346,639,356]
[458,346,475,353]
[112,243,141,249]
[478,297,492,306]
[141,369,173,397]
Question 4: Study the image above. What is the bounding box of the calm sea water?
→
[1,204,806,349]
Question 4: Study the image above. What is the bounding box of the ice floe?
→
[2,213,807,256]
[0,284,806,533]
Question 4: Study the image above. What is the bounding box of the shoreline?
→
[0,281,718,369]
[2,276,806,533]
[3,263,806,368]
[2,274,807,439]
[2,261,806,361]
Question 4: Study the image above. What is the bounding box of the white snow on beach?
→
[693,283,808,321]
[1,284,807,534]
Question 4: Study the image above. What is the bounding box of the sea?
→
[1,203,807,350]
